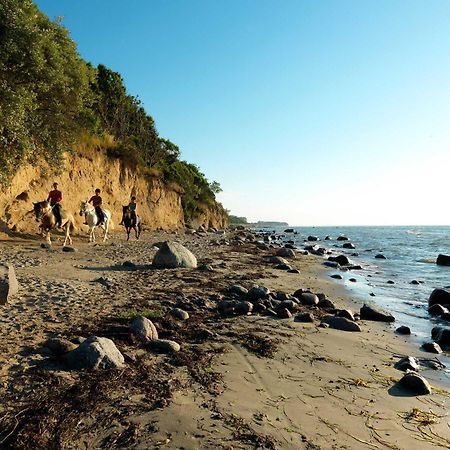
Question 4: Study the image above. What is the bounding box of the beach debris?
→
[43,337,77,355]
[320,315,362,332]
[330,274,343,280]
[421,342,442,354]
[152,241,197,269]
[247,285,270,301]
[148,339,181,353]
[396,325,411,335]
[360,304,395,322]
[436,254,450,266]
[295,312,314,323]
[394,356,419,372]
[171,307,189,320]
[276,247,296,258]
[428,304,449,316]
[131,316,158,341]
[229,284,248,297]
[342,242,355,249]
[336,309,355,321]
[0,263,19,305]
[62,246,78,252]
[375,254,386,259]
[64,336,125,370]
[431,326,450,347]
[428,288,450,307]
[398,372,431,395]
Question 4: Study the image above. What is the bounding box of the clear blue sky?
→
[35,0,450,225]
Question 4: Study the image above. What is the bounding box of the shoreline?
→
[0,229,449,449]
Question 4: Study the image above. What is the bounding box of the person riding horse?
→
[120,196,137,225]
[47,182,62,228]
[88,189,104,225]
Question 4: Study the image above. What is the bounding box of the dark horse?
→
[121,206,142,241]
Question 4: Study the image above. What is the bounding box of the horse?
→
[79,201,111,243]
[121,205,142,241]
[33,201,75,246]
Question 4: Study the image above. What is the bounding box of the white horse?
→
[79,201,111,243]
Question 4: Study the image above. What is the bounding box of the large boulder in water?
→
[431,326,450,347]
[152,241,197,269]
[65,336,125,370]
[436,254,450,266]
[0,263,19,305]
[328,255,350,266]
[429,289,450,307]
[360,304,395,322]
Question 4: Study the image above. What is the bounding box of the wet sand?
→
[0,229,448,449]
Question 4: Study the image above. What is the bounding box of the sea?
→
[259,225,450,382]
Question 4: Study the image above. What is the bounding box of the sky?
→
[35,0,450,226]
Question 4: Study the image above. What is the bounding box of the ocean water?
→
[265,226,450,343]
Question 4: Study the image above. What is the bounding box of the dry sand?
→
[0,228,448,449]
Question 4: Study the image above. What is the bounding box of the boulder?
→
[398,372,431,395]
[131,316,158,341]
[422,342,442,354]
[431,326,450,347]
[295,312,314,323]
[268,256,288,265]
[0,263,19,305]
[323,261,340,268]
[410,280,420,285]
[152,241,197,269]
[328,255,350,266]
[171,308,189,320]
[307,236,319,241]
[336,236,349,241]
[277,308,292,319]
[65,336,125,370]
[284,228,294,233]
[375,254,386,259]
[247,285,270,301]
[428,304,449,316]
[360,304,395,322]
[436,254,450,266]
[275,263,292,271]
[321,316,361,332]
[280,300,299,312]
[43,338,77,355]
[330,274,343,280]
[396,326,411,335]
[342,243,355,249]
[298,292,319,306]
[394,357,419,372]
[235,301,253,315]
[336,309,355,321]
[148,339,181,353]
[276,248,296,258]
[229,285,248,297]
[428,289,450,307]
[324,235,332,240]
[318,298,336,309]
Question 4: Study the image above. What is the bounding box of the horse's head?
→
[33,201,50,222]
[79,201,88,216]
[122,205,131,216]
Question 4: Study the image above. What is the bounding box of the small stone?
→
[410,280,420,285]
[171,308,189,320]
[122,260,136,267]
[131,316,158,341]
[148,339,181,353]
[330,274,343,280]
[62,246,78,253]
[396,326,411,335]
[349,278,357,282]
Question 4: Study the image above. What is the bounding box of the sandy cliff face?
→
[0,151,188,233]
[192,202,228,230]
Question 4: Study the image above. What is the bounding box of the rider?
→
[88,188,104,225]
[119,196,137,225]
[47,182,62,228]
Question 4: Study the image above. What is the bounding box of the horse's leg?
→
[46,230,51,245]
[103,220,108,242]
[63,225,68,246]
[127,227,130,241]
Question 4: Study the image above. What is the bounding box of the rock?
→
[330,274,343,280]
[229,285,248,297]
[360,304,395,322]
[280,300,298,312]
[122,260,136,268]
[387,280,395,284]
[342,243,355,249]
[40,243,52,250]
[288,269,300,274]
[268,256,288,264]
[277,308,292,319]
[436,254,450,266]
[429,289,450,307]
[394,357,419,372]
[328,255,350,266]
[347,265,363,270]
[410,280,420,285]
[43,338,77,355]
[131,316,158,341]
[307,236,319,241]
[275,263,292,271]
[396,326,411,335]
[422,342,442,354]
[247,285,270,301]
[217,300,236,315]
[0,263,18,305]
[375,254,386,259]
[297,292,319,306]
[431,326,450,347]
[295,312,314,323]
[171,308,189,320]
[323,261,340,268]
[349,278,357,282]
[321,316,362,332]
[442,312,450,322]
[65,336,125,370]
[324,236,332,240]
[336,309,355,321]
[284,228,294,233]
[148,339,181,353]
[152,241,197,269]
[197,263,214,272]
[318,298,336,309]
[284,244,296,250]
[235,301,253,315]
[62,246,78,253]
[398,372,431,395]
[428,304,449,316]
[336,236,349,241]
[276,248,296,258]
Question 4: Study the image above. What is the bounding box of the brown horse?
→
[33,201,75,246]
[121,205,142,241]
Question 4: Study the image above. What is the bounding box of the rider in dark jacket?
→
[88,189,104,225]
[47,182,62,228]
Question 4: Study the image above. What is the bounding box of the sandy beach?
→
[0,228,448,449]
